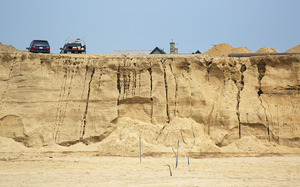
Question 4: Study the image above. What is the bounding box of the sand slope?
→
[255,46,279,53]
[203,43,235,56]
[0,42,21,52]
[286,44,300,53]
[231,47,252,53]
[204,44,252,56]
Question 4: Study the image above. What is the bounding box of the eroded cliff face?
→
[0,52,299,149]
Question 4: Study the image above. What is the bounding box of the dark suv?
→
[27,40,50,53]
[60,38,86,54]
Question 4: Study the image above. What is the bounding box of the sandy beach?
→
[1,152,300,186]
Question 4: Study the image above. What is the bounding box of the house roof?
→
[114,50,152,54]
[195,50,201,54]
[150,47,166,54]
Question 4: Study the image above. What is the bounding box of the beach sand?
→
[1,152,300,186]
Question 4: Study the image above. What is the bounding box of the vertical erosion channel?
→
[257,61,270,141]
[81,66,95,138]
[147,67,153,123]
[162,62,170,123]
[117,64,121,104]
[169,64,178,117]
[237,64,246,139]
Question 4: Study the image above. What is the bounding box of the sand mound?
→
[221,136,270,153]
[286,45,300,53]
[221,135,300,154]
[0,42,19,52]
[0,137,29,152]
[97,118,169,156]
[231,47,252,53]
[156,117,220,152]
[255,47,279,53]
[204,43,234,56]
[96,117,219,156]
[0,115,25,138]
[204,44,252,56]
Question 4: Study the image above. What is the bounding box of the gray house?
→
[150,47,166,54]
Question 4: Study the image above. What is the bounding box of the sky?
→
[1,0,300,54]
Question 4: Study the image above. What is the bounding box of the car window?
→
[67,43,82,46]
[33,41,49,46]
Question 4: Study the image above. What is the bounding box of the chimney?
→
[170,42,178,54]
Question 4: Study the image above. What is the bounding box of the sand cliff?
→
[0,51,299,155]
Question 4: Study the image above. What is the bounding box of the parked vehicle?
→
[60,38,86,54]
[26,40,50,53]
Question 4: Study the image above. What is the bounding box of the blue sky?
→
[1,0,300,54]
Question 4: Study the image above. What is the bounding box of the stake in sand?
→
[165,164,172,176]
[139,136,141,163]
[173,140,190,172]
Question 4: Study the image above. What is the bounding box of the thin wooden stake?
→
[139,136,141,163]
[176,140,179,168]
[165,164,172,176]
[172,148,178,168]
[179,140,190,172]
